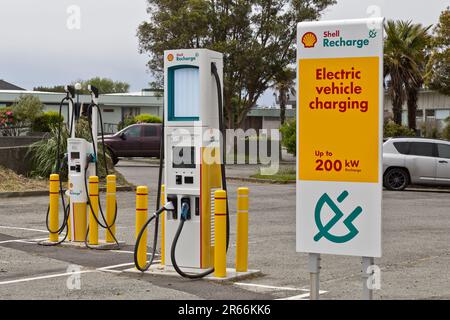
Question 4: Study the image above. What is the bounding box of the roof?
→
[0,80,25,91]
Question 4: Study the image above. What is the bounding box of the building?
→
[0,80,25,91]
[383,90,450,132]
[0,86,163,134]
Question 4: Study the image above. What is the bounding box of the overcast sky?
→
[0,0,448,105]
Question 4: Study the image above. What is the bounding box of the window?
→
[142,126,157,137]
[122,107,140,120]
[393,142,410,155]
[124,126,140,138]
[437,144,450,159]
[425,110,435,117]
[416,110,423,117]
[409,142,435,157]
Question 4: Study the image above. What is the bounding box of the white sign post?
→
[296,18,384,299]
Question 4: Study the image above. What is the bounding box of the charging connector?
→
[180,198,191,221]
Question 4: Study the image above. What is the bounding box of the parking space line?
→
[234,282,308,292]
[278,290,328,300]
[0,270,96,286]
[0,225,49,233]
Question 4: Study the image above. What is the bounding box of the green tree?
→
[426,7,450,95]
[271,67,296,125]
[384,20,431,129]
[137,0,335,128]
[33,78,130,94]
[12,95,44,126]
[280,119,296,155]
[33,85,66,93]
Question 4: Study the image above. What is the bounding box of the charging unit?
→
[66,86,98,242]
[163,49,224,270]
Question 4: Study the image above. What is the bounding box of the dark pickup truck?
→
[102,123,162,165]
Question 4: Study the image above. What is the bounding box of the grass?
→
[0,166,133,193]
[0,166,48,192]
[250,167,296,182]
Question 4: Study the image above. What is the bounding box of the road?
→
[0,163,449,299]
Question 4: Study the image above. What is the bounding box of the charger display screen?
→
[172,146,195,169]
[71,152,80,160]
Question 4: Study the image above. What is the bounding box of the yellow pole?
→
[160,184,165,265]
[88,176,99,245]
[236,187,249,272]
[214,189,227,278]
[135,186,148,270]
[106,175,116,243]
[49,174,59,242]
[67,197,71,241]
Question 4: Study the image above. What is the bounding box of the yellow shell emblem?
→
[302,32,317,48]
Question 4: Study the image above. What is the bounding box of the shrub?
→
[28,117,113,179]
[280,119,296,155]
[135,114,162,124]
[384,120,415,138]
[442,117,450,141]
[12,95,44,125]
[0,107,19,136]
[32,111,64,132]
[118,113,162,130]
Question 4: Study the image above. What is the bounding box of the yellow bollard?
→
[88,176,99,245]
[214,190,227,278]
[236,187,249,272]
[135,186,148,270]
[49,174,59,242]
[161,184,166,265]
[106,175,117,243]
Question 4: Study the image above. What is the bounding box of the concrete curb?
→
[0,185,135,198]
[226,176,295,185]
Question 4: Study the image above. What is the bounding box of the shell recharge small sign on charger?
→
[296,18,383,257]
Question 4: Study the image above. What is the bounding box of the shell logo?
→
[167,53,174,61]
[301,32,317,48]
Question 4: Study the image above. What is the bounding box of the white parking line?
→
[278,290,328,300]
[0,270,96,286]
[0,225,48,233]
[109,250,160,256]
[234,282,308,292]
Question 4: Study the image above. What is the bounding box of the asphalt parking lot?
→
[0,163,449,300]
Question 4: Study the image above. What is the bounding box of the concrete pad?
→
[124,264,262,282]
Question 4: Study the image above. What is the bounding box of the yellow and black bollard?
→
[49,174,60,242]
[214,189,227,278]
[236,187,249,272]
[161,184,166,265]
[88,176,99,245]
[106,175,117,243]
[135,186,148,270]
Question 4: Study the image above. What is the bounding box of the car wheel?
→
[383,168,409,191]
[107,149,119,165]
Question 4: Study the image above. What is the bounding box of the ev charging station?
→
[42,85,119,248]
[130,48,257,280]
[67,86,97,242]
[163,49,225,271]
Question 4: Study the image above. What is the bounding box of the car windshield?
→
[124,126,140,137]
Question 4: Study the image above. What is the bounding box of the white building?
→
[0,86,163,134]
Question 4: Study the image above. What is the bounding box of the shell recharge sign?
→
[296,18,384,257]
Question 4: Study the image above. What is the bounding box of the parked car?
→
[102,123,162,165]
[383,137,450,190]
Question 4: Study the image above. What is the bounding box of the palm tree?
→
[271,68,296,125]
[384,20,431,129]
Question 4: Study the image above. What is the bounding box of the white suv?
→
[383,137,450,190]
